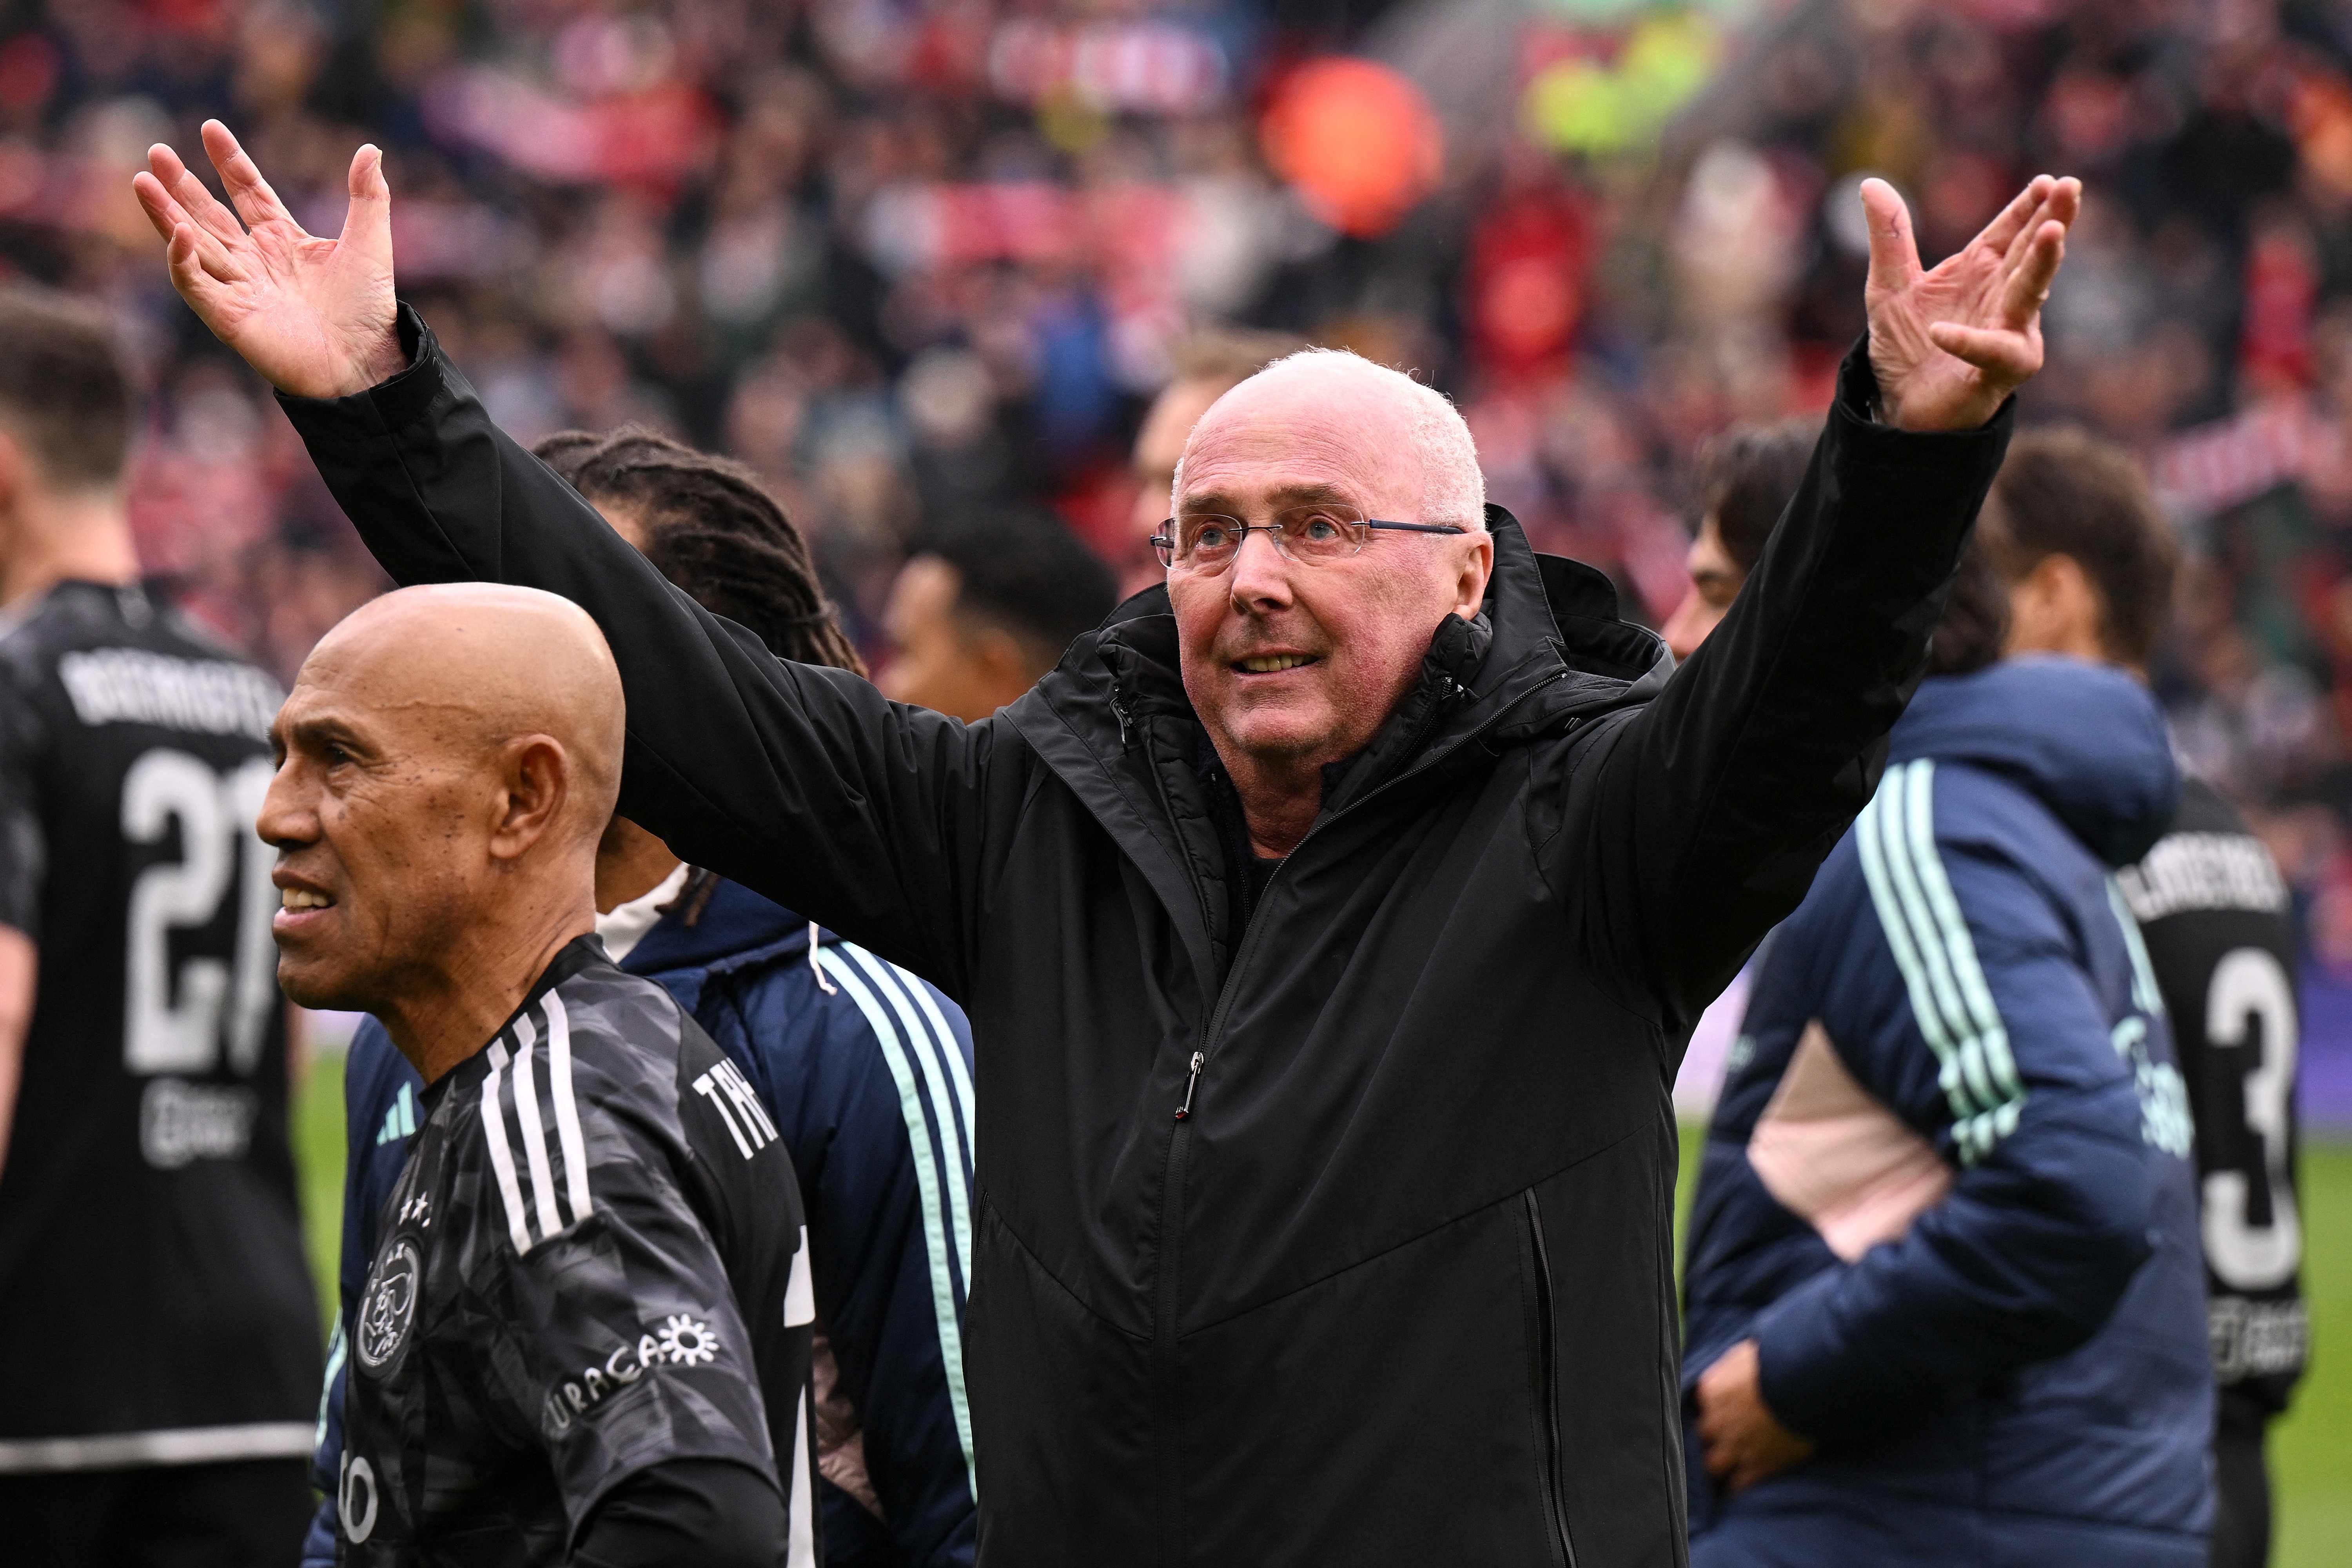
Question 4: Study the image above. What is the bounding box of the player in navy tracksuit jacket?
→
[1683,656,2214,1566]
[306,873,978,1568]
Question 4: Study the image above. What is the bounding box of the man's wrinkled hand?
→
[1695,1339,1814,1495]
[1863,172,2080,433]
[130,120,405,401]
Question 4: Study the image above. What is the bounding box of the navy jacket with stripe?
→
[307,875,978,1568]
[1682,658,2213,1566]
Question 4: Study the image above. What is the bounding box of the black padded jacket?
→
[279,310,2011,1568]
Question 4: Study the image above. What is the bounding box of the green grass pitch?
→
[298,1053,2352,1555]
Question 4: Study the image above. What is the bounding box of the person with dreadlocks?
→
[303,427,979,1568]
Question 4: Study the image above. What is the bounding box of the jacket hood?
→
[622,873,817,985]
[1886,656,2178,867]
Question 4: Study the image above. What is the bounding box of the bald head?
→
[312,583,625,835]
[1174,350,1485,530]
[259,583,627,1064]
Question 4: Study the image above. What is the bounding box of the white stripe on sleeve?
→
[783,1225,815,1327]
[818,946,978,1499]
[0,1422,316,1473]
[849,947,975,1286]
[1878,764,1998,1115]
[1903,761,2027,1114]
[901,964,978,1156]
[508,1013,566,1239]
[786,1383,817,1568]
[481,1040,535,1252]
[1859,760,2030,1165]
[543,993,595,1224]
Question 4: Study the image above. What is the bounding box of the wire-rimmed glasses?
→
[1151,504,1468,571]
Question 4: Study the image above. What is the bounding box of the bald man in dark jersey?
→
[265,584,817,1568]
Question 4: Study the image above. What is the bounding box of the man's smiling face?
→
[257,621,498,1013]
[252,583,623,1066]
[1166,361,1491,779]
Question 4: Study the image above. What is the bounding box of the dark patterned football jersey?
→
[337,936,817,1565]
[0,581,319,1471]
[2118,776,2308,1415]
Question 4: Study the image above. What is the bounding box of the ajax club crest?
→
[355,1238,422,1374]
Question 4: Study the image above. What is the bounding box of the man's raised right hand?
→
[132,120,405,401]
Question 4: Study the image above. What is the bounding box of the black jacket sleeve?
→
[1551,342,2012,1026]
[572,1458,784,1568]
[275,307,1006,994]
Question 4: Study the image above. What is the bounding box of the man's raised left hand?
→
[130,121,403,401]
[1863,172,2080,433]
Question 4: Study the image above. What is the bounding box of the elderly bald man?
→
[266,584,820,1568]
[142,122,2075,1564]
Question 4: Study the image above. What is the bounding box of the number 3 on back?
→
[2203,947,2301,1292]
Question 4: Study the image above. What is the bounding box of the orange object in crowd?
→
[1260,57,1444,240]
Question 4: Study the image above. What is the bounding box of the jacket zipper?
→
[1174,1051,1204,1120]
[1523,1189,1579,1568]
[1137,668,1577,1557]
[1146,666,1579,1194]
[1152,840,1293,1559]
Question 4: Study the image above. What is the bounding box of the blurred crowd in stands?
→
[10,0,2352,979]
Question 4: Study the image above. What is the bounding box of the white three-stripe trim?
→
[1856,759,2028,1165]
[483,1002,596,1254]
[544,995,595,1221]
[509,1016,565,1240]
[481,1041,534,1253]
[818,944,978,1501]
[851,948,975,1290]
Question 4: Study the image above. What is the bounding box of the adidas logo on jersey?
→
[376,1082,418,1146]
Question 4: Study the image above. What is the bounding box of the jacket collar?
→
[1002,508,1669,969]
[1011,505,1669,800]
[622,873,816,982]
